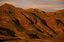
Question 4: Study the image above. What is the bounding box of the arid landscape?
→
[0,3,64,42]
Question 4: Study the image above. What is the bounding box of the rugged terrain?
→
[0,3,64,42]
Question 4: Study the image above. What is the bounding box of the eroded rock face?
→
[0,3,64,42]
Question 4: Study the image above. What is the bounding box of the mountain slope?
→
[0,3,64,42]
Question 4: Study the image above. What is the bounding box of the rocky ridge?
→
[0,3,64,42]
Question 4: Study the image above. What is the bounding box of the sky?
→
[0,0,64,11]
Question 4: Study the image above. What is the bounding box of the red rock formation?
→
[0,3,64,42]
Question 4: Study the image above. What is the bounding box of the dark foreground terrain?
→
[0,3,64,42]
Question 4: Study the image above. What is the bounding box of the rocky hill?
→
[0,3,64,42]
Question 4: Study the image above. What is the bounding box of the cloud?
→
[0,0,64,11]
[52,0,64,2]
